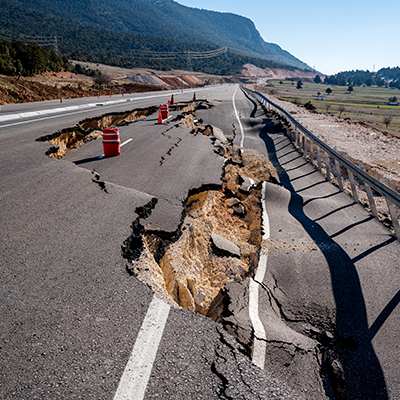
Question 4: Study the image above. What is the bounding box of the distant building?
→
[389,102,399,106]
[317,96,326,101]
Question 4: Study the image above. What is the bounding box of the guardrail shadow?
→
[259,122,389,399]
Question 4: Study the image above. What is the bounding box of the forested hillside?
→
[0,0,311,74]
[325,67,400,88]
[0,40,67,76]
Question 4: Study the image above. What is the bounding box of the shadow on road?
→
[73,155,105,165]
[259,117,389,399]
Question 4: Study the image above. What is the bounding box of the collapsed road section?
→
[122,150,277,316]
[34,95,364,399]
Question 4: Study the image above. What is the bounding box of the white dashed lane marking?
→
[113,295,170,400]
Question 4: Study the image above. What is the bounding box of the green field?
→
[263,81,400,136]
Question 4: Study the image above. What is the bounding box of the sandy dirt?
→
[241,64,323,83]
[0,71,165,104]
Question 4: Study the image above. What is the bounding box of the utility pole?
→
[187,50,192,72]
[53,33,58,55]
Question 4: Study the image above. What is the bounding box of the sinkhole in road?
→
[122,150,278,317]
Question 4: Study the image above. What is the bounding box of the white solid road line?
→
[97,138,133,159]
[114,295,170,400]
[249,182,270,369]
[233,87,270,368]
[120,138,133,147]
[232,85,245,148]
[0,85,222,128]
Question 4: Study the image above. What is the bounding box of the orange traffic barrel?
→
[160,104,169,120]
[103,128,120,157]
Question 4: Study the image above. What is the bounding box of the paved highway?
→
[1,84,400,399]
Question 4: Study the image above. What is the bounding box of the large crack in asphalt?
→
[36,106,158,158]
[116,101,339,398]
[40,98,349,398]
[122,152,272,313]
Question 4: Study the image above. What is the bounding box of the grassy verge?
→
[267,81,400,136]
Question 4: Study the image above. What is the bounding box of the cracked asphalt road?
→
[0,86,305,400]
[62,110,224,233]
[2,85,400,399]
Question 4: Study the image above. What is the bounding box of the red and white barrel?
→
[102,128,120,157]
[160,104,169,120]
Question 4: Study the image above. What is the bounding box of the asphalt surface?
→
[1,84,400,400]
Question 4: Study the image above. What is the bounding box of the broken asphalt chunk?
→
[211,233,241,257]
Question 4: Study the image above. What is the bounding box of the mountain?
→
[0,0,311,71]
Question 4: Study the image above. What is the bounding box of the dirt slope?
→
[241,64,322,82]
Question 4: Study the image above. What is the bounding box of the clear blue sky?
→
[176,0,400,75]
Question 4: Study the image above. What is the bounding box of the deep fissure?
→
[44,96,351,398]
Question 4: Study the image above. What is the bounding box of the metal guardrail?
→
[244,87,400,241]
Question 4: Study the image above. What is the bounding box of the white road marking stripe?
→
[0,87,225,129]
[97,138,132,159]
[232,85,245,149]
[113,295,170,400]
[0,85,218,128]
[249,182,270,368]
[120,138,133,147]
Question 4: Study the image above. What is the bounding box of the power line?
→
[0,28,227,61]
[0,29,58,54]
[124,46,227,61]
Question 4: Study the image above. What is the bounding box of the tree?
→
[296,80,303,89]
[325,103,332,113]
[348,85,354,93]
[314,75,321,84]
[389,96,398,103]
[26,43,47,75]
[304,101,316,111]
[93,71,112,88]
[383,116,393,127]
[326,88,332,95]
[338,105,346,118]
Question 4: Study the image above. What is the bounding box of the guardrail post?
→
[309,140,314,165]
[317,146,322,172]
[325,152,331,182]
[385,198,400,240]
[303,136,308,160]
[347,169,359,203]
[288,124,293,141]
[365,183,379,218]
[299,133,303,153]
[334,158,343,191]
